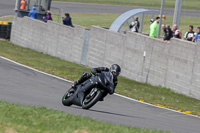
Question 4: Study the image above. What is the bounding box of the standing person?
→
[195,27,200,43]
[149,17,160,38]
[43,10,53,23]
[172,24,182,39]
[63,13,73,27]
[20,0,27,10]
[148,18,154,36]
[28,7,38,19]
[184,25,196,42]
[162,24,172,41]
[129,16,140,32]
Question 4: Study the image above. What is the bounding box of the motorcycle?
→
[62,72,114,109]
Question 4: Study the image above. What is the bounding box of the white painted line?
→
[0,56,199,119]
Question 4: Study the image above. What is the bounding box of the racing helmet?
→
[110,64,121,78]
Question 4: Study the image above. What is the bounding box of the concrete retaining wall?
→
[10,17,200,99]
[11,17,85,64]
[87,26,200,99]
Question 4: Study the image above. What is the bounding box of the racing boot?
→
[71,81,78,91]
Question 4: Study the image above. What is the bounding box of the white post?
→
[140,13,145,33]
[15,0,18,10]
[173,0,182,28]
[158,0,165,38]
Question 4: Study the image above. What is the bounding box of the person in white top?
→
[184,25,196,42]
[129,16,140,33]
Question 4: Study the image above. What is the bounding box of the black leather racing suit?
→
[73,67,118,94]
[163,27,172,40]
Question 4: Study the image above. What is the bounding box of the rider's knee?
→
[82,72,91,78]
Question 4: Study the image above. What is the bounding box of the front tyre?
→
[62,90,73,106]
[82,88,102,109]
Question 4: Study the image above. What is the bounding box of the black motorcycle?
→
[62,72,114,109]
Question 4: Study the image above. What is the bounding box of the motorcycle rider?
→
[71,64,121,97]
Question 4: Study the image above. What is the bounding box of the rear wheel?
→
[82,88,102,109]
[62,89,74,106]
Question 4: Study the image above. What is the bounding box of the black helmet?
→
[110,64,121,78]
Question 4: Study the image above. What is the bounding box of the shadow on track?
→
[71,106,147,119]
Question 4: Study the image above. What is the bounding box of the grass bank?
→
[0,101,169,133]
[52,0,200,11]
[0,40,200,117]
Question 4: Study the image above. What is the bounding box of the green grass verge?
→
[0,16,13,22]
[70,13,119,29]
[0,40,200,117]
[0,101,169,133]
[52,0,200,11]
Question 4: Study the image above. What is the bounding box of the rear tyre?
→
[82,88,102,109]
[62,90,74,106]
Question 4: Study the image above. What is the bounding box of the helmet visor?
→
[112,71,120,77]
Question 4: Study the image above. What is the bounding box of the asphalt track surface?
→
[1,0,200,18]
[1,56,200,133]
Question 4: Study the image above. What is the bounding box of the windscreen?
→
[102,72,113,84]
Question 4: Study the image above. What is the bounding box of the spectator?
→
[172,24,182,39]
[162,24,172,41]
[28,7,38,19]
[63,13,73,27]
[184,25,196,42]
[129,16,140,32]
[149,17,160,38]
[43,10,53,23]
[194,27,200,43]
[20,0,27,10]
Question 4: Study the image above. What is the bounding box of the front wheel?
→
[62,90,74,106]
[82,88,102,109]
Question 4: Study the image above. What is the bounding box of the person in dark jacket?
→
[28,6,38,19]
[71,64,121,100]
[43,10,52,23]
[63,13,73,27]
[162,24,172,41]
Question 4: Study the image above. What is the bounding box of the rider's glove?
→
[107,85,114,95]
